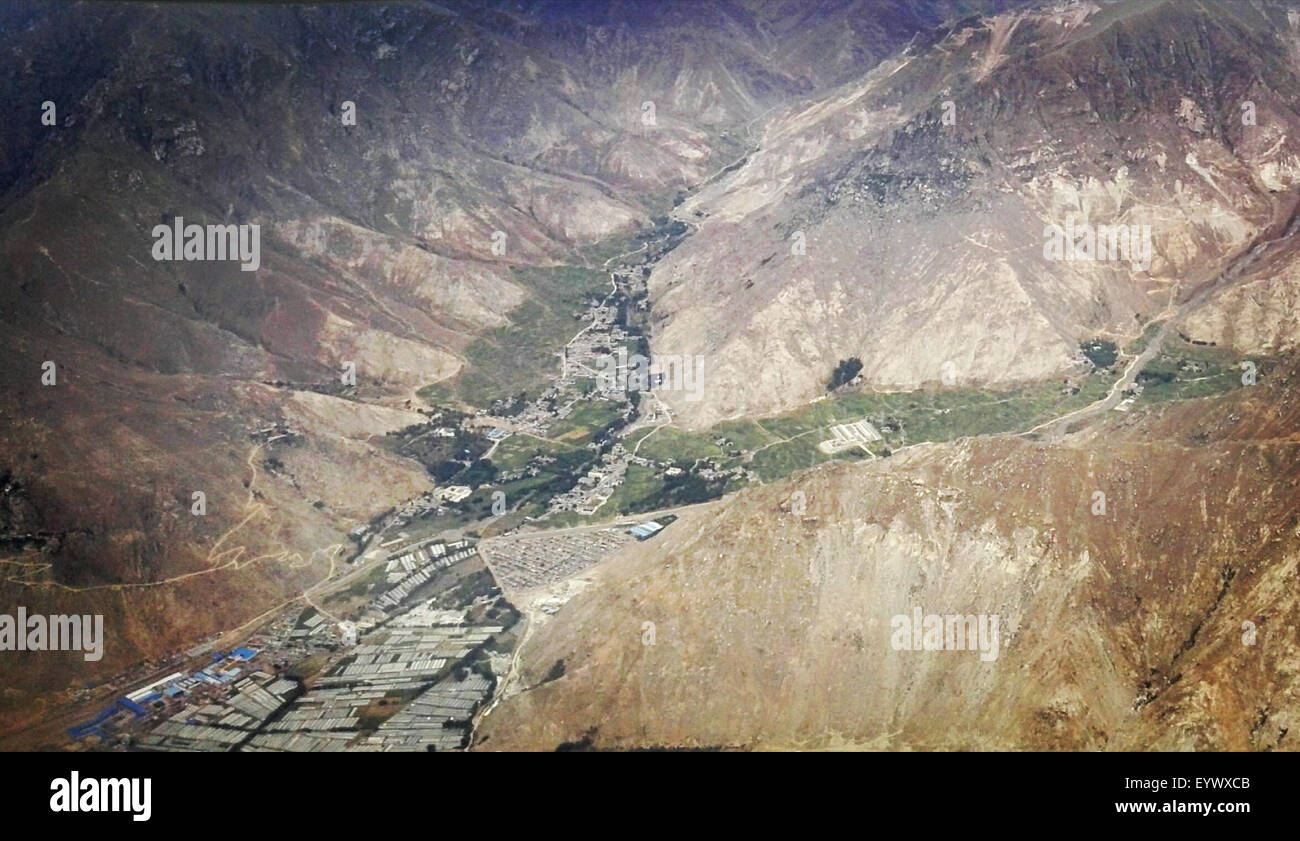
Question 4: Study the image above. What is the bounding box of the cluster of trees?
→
[489,392,529,417]
[828,357,863,390]
[1081,339,1118,369]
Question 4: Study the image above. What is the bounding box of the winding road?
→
[1027,194,1300,440]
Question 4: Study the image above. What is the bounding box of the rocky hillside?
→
[0,0,1019,732]
[650,0,1300,427]
[476,355,1300,750]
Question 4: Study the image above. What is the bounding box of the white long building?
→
[818,419,883,454]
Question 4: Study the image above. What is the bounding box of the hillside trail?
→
[2,443,343,592]
[1027,189,1300,440]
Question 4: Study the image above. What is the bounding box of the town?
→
[67,502,674,751]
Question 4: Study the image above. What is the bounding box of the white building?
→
[438,485,472,503]
[818,419,882,454]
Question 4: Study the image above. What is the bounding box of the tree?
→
[828,358,863,391]
[1081,340,1118,370]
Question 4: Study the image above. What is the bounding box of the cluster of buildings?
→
[357,672,492,751]
[288,610,335,645]
[483,386,569,436]
[386,490,442,524]
[818,418,884,455]
[316,625,499,687]
[80,553,513,752]
[367,538,477,618]
[68,648,305,752]
[478,527,634,592]
[245,605,349,669]
[545,449,629,516]
[66,629,225,709]
[238,592,507,751]
[383,536,452,583]
[138,673,300,752]
[365,483,470,535]
[561,301,633,384]
[694,460,757,485]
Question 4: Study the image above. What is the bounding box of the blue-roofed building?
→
[118,697,149,717]
[68,705,120,740]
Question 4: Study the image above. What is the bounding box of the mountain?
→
[465,0,1300,752]
[5,0,1298,753]
[477,359,1300,750]
[0,0,1019,733]
[649,0,1300,427]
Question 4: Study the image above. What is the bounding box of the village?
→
[60,217,710,752]
[66,501,676,752]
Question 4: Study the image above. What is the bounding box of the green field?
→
[419,264,609,409]
[750,433,833,482]
[616,368,1124,488]
[487,433,579,473]
[600,464,666,516]
[712,418,784,451]
[633,426,729,463]
[544,398,625,444]
[1137,336,1251,403]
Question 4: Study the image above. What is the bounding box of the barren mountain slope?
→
[476,358,1300,751]
[1183,231,1300,354]
[650,0,1300,427]
[0,0,1025,732]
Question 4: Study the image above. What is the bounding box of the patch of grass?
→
[603,464,666,515]
[621,426,661,451]
[416,381,456,406]
[424,264,609,409]
[1124,320,1164,355]
[750,435,831,482]
[545,398,625,444]
[488,434,578,473]
[284,652,331,682]
[712,418,782,451]
[329,563,389,602]
[634,426,727,463]
[541,510,587,530]
[578,225,658,267]
[1138,337,1247,403]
